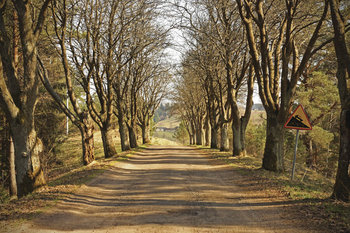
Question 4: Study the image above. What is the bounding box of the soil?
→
[7,145,324,233]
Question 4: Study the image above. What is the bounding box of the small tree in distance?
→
[173,121,189,145]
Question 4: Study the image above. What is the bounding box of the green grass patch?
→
[0,187,10,204]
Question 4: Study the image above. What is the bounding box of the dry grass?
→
[202,147,350,233]
[151,137,181,146]
[47,128,121,179]
[250,110,266,124]
[0,128,138,232]
[155,116,180,128]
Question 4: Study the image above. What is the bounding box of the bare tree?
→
[329,0,350,202]
[203,0,254,156]
[38,0,95,165]
[0,0,51,196]
[64,0,154,157]
[174,58,207,145]
[137,67,170,144]
[236,0,330,171]
[175,0,255,153]
[123,6,170,148]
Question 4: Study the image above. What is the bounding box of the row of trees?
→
[172,0,349,202]
[0,0,170,197]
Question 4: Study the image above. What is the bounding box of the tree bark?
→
[189,134,194,145]
[8,135,17,198]
[10,119,46,197]
[304,135,317,169]
[332,109,350,202]
[195,125,203,145]
[220,123,229,152]
[204,116,210,146]
[329,0,350,202]
[211,127,219,149]
[80,113,94,165]
[262,113,285,172]
[232,120,246,156]
[141,123,151,144]
[128,123,138,148]
[100,125,117,158]
[191,123,196,145]
[118,115,130,151]
[240,121,248,156]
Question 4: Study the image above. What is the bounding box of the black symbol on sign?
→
[286,115,310,128]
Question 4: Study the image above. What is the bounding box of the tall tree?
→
[137,64,170,144]
[202,0,254,155]
[329,0,350,202]
[297,72,339,169]
[175,0,254,154]
[0,0,51,196]
[38,0,95,165]
[68,0,121,158]
[236,0,330,171]
[174,58,207,145]
[124,7,169,148]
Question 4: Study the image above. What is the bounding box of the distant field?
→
[151,137,180,146]
[155,116,181,128]
[250,110,266,125]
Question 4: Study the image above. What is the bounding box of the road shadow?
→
[27,146,322,232]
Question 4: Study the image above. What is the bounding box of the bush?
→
[245,121,266,157]
[35,96,67,173]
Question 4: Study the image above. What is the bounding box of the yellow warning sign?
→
[284,104,312,130]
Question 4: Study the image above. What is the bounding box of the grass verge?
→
[202,147,350,233]
[0,130,144,233]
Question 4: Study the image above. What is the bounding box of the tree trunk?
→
[8,10,18,198]
[80,113,95,165]
[100,125,117,158]
[240,121,248,156]
[220,123,229,152]
[204,118,210,146]
[205,126,210,147]
[8,135,17,198]
[232,120,246,156]
[10,121,46,197]
[117,114,130,151]
[211,127,219,149]
[196,125,203,145]
[305,136,317,169]
[329,0,350,202]
[262,113,285,172]
[141,123,151,144]
[191,123,196,145]
[332,108,350,202]
[128,124,138,148]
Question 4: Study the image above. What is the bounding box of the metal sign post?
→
[284,104,312,181]
[291,129,300,180]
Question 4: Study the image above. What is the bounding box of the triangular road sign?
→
[284,104,312,130]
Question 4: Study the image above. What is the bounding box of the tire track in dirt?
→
[11,145,321,233]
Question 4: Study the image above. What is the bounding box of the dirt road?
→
[12,146,319,233]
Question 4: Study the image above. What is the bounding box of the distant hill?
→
[155,116,180,129]
[252,103,264,111]
[154,103,172,123]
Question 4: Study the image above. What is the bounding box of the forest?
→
[0,0,349,213]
